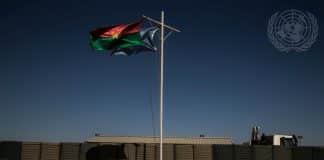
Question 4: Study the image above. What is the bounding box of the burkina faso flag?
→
[90,19,159,56]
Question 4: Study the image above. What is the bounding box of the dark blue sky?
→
[1,0,324,145]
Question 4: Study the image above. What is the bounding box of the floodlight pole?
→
[159,11,164,160]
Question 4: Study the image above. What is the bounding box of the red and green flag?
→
[90,20,159,56]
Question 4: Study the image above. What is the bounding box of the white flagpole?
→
[143,11,179,160]
[160,10,164,160]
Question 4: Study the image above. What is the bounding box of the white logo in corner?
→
[267,9,318,53]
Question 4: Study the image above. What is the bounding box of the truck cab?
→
[250,127,299,147]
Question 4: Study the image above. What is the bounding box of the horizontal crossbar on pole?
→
[142,15,181,33]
